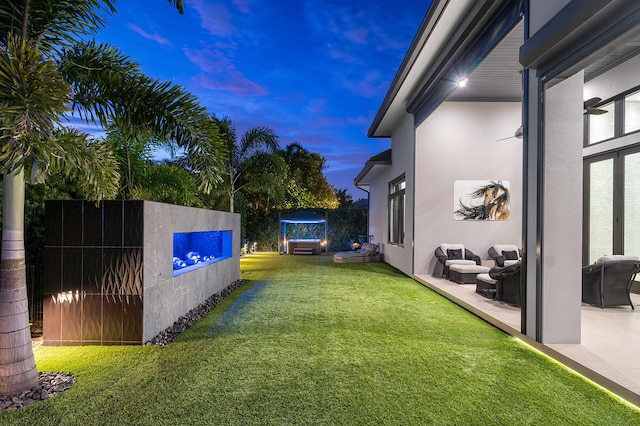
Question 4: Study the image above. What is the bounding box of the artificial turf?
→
[3,252,639,425]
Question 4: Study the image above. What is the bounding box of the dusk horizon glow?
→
[92,0,430,197]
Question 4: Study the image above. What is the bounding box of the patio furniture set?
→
[435,244,522,306]
[435,244,640,309]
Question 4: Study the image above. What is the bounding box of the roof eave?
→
[353,149,392,187]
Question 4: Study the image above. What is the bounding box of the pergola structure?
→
[278,211,328,255]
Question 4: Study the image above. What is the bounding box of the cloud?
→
[127,23,171,45]
[326,44,360,64]
[195,73,269,96]
[344,28,369,45]
[306,98,327,114]
[185,0,236,36]
[184,47,228,73]
[346,116,370,125]
[303,0,417,64]
[232,0,251,14]
[341,70,390,98]
[185,47,268,96]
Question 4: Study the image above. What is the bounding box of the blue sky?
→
[93,0,429,197]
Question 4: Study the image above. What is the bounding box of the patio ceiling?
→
[446,23,640,101]
[369,0,640,139]
[584,36,640,82]
[446,22,524,102]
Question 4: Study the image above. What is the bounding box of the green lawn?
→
[4,252,639,425]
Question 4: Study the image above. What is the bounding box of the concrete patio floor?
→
[414,274,640,407]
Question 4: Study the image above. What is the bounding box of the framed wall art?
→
[453,180,510,221]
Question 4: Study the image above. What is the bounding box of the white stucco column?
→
[539,72,584,343]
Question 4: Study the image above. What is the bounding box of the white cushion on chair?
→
[445,259,476,267]
[476,273,497,284]
[493,245,519,255]
[441,244,465,259]
[596,255,640,264]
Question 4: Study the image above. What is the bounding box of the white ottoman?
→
[476,273,497,298]
[443,259,477,278]
[449,264,490,284]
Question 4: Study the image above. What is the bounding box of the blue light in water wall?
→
[173,230,232,276]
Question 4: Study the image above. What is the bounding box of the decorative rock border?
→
[0,372,76,413]
[146,279,246,346]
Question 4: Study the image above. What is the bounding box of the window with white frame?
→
[586,85,640,145]
[588,101,615,144]
[624,89,640,134]
[388,175,405,245]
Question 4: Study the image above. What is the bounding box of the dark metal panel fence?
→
[26,264,43,325]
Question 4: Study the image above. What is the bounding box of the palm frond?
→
[180,121,226,194]
[166,0,185,14]
[239,126,279,160]
[59,41,140,125]
[132,162,202,207]
[0,0,117,53]
[48,128,120,200]
[0,34,69,173]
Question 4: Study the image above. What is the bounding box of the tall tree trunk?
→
[229,168,235,213]
[0,170,38,395]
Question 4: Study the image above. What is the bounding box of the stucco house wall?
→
[366,113,415,276]
[413,102,523,276]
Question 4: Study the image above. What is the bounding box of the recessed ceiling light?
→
[457,78,468,88]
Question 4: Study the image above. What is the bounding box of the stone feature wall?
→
[142,202,240,343]
[42,200,240,345]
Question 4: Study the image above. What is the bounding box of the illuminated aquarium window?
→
[173,230,232,277]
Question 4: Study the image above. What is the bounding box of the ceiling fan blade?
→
[584,97,602,108]
[584,108,608,115]
[514,125,523,139]
[496,125,523,142]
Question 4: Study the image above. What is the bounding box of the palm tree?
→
[0,0,193,395]
[211,117,283,213]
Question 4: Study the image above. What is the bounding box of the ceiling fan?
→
[584,97,608,115]
[496,125,523,141]
[495,97,606,141]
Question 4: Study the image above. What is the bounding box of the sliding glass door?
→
[584,147,640,264]
[624,151,640,257]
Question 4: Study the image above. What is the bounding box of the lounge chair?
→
[434,244,481,278]
[333,242,382,263]
[493,261,522,306]
[488,244,521,267]
[476,261,522,305]
[582,255,640,309]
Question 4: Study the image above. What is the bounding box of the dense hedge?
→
[243,208,367,253]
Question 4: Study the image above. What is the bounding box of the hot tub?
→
[286,239,322,255]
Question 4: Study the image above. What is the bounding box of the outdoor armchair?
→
[491,261,522,306]
[434,244,481,277]
[488,244,521,267]
[582,255,640,309]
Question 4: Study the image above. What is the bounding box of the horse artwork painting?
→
[453,180,510,221]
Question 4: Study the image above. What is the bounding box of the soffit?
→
[369,0,475,138]
[353,149,392,187]
[584,37,640,82]
[446,23,523,101]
